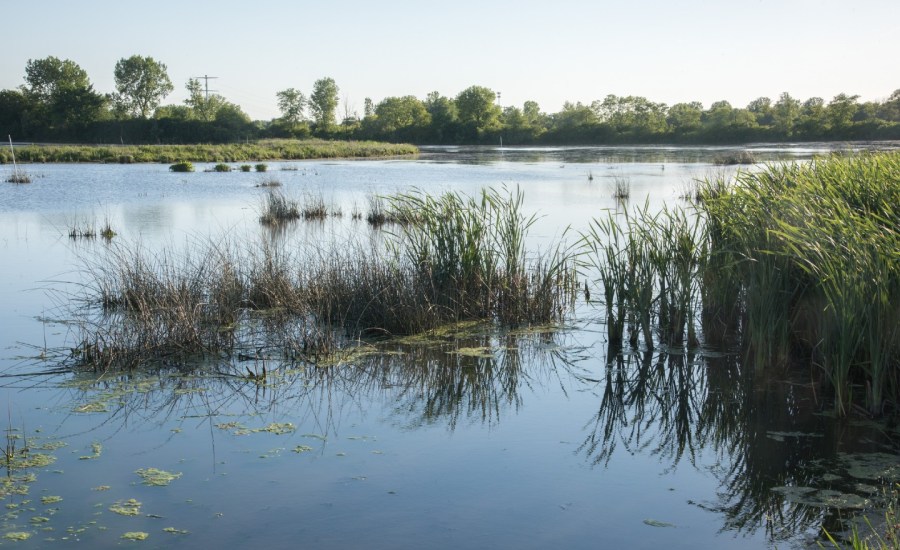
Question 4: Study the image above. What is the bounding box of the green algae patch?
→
[40,496,62,505]
[3,532,31,541]
[841,452,900,481]
[163,527,189,535]
[292,445,313,453]
[79,442,103,460]
[450,346,497,358]
[135,468,182,487]
[771,486,869,509]
[260,423,295,435]
[30,516,50,523]
[73,401,109,414]
[122,531,149,541]
[92,485,111,491]
[109,499,142,516]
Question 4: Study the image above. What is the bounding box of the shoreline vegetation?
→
[2,56,899,148]
[58,151,900,421]
[0,139,418,164]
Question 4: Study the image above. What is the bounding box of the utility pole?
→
[192,75,218,99]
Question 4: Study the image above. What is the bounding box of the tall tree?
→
[22,56,104,133]
[23,56,90,103]
[113,55,174,119]
[455,85,501,132]
[185,78,225,121]
[276,88,307,125]
[309,77,339,129]
[772,92,800,136]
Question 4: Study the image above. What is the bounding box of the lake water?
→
[1,144,898,549]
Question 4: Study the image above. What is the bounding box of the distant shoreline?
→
[0,139,419,165]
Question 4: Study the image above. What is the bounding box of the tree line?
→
[2,55,899,145]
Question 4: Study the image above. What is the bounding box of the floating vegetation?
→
[163,527,189,535]
[643,519,676,528]
[79,442,102,460]
[121,531,149,541]
[215,422,294,436]
[292,445,313,453]
[30,516,50,523]
[260,423,295,435]
[40,496,62,505]
[109,499,142,516]
[92,485,111,491]
[771,486,869,509]
[135,468,182,487]
[3,532,31,541]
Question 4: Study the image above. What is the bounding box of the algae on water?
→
[135,468,182,486]
[109,499,142,516]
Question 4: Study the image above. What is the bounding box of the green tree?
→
[276,88,307,125]
[0,89,32,137]
[424,91,458,143]
[113,55,174,119]
[747,97,774,126]
[772,92,800,136]
[22,56,90,103]
[184,78,226,121]
[667,102,703,134]
[372,95,430,140]
[455,85,501,132]
[877,89,900,122]
[826,93,860,130]
[309,77,339,129]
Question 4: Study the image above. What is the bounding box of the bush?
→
[240,164,252,172]
[169,162,194,172]
[213,163,231,172]
[255,163,268,172]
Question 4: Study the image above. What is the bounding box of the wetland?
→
[1,144,899,549]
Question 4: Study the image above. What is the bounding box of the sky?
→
[2,0,898,121]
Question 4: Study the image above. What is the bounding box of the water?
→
[1,145,897,548]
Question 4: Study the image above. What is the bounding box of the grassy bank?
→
[0,139,418,164]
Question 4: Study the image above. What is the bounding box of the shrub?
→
[169,162,194,173]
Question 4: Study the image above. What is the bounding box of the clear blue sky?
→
[3,0,898,120]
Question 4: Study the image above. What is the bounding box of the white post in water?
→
[8,135,19,181]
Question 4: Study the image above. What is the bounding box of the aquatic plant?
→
[168,161,194,172]
[259,190,300,225]
[212,163,231,172]
[64,187,575,371]
[240,164,252,172]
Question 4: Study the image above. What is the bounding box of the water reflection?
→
[580,347,900,542]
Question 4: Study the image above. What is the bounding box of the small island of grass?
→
[1,139,418,165]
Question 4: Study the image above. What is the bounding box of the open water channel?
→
[0,144,898,548]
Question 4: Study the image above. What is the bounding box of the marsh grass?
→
[6,172,31,183]
[610,174,631,200]
[65,187,576,372]
[299,192,329,220]
[255,177,281,188]
[582,152,900,416]
[698,153,900,415]
[0,139,418,165]
[259,190,300,225]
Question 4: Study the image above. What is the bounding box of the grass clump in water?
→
[259,190,300,225]
[63,187,575,372]
[169,162,194,173]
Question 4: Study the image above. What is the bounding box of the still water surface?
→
[1,145,897,549]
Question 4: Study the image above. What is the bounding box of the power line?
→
[192,75,218,99]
